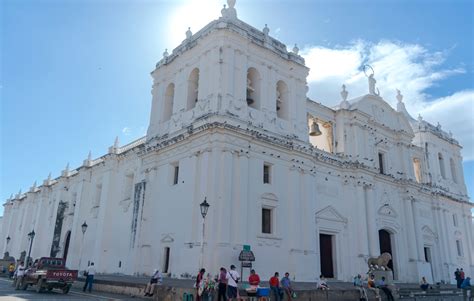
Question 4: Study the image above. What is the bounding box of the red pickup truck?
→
[21,257,78,294]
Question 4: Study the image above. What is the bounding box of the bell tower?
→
[147,0,310,141]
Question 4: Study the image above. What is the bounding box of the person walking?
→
[226,265,240,301]
[144,269,162,297]
[217,267,228,301]
[196,268,206,301]
[269,272,281,301]
[14,261,26,290]
[281,272,294,301]
[83,262,96,293]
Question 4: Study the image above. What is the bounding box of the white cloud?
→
[122,127,132,136]
[166,0,221,48]
[420,90,474,161]
[301,41,473,161]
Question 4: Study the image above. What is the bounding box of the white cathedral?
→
[1,0,472,284]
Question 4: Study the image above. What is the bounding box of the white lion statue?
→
[367,252,392,271]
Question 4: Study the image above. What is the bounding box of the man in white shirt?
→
[226,265,240,300]
[14,261,26,290]
[83,262,96,293]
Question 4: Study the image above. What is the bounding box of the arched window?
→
[450,158,457,183]
[162,83,175,122]
[438,153,446,179]
[246,68,260,109]
[187,68,199,110]
[276,80,289,119]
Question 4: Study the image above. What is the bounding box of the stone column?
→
[411,199,425,261]
[364,186,379,257]
[356,184,369,268]
[92,169,112,271]
[216,149,233,244]
[234,152,249,244]
[441,209,454,265]
[462,210,474,267]
[403,197,418,261]
[433,205,449,281]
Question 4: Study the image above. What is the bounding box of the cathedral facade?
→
[1,1,472,283]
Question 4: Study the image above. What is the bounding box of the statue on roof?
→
[222,0,237,19]
[364,65,380,96]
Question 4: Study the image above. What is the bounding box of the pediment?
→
[349,94,413,135]
[161,234,175,243]
[261,192,278,201]
[378,204,398,218]
[422,225,437,238]
[315,206,348,223]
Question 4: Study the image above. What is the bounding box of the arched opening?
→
[162,83,175,122]
[378,229,394,277]
[63,231,71,262]
[246,68,260,109]
[276,80,289,119]
[450,158,457,183]
[187,68,199,110]
[438,153,446,179]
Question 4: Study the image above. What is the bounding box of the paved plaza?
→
[0,278,147,301]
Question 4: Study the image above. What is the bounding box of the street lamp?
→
[4,236,11,254]
[79,221,88,271]
[199,198,210,269]
[81,221,88,234]
[27,230,35,266]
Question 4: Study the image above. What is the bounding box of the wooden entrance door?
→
[319,234,334,278]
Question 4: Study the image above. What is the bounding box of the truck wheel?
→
[47,286,53,292]
[36,279,44,293]
[62,284,71,294]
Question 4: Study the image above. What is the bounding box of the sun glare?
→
[166,0,221,49]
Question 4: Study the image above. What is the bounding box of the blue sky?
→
[1,0,473,216]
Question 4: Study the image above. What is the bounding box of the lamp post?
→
[27,230,35,266]
[5,236,11,253]
[199,198,210,270]
[78,221,88,271]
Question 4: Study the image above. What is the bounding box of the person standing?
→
[196,268,206,301]
[281,272,293,301]
[83,262,96,293]
[269,272,281,301]
[248,269,260,289]
[226,265,240,301]
[14,261,26,290]
[217,267,228,301]
[460,268,465,284]
[8,263,15,279]
[144,269,162,297]
[455,268,462,288]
